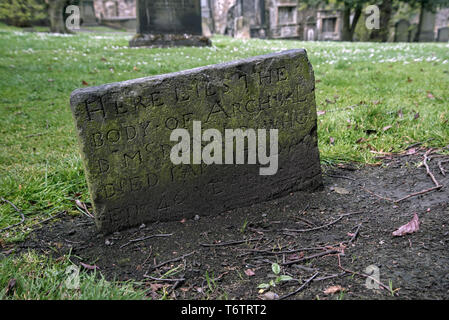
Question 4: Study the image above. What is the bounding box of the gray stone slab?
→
[70,49,322,234]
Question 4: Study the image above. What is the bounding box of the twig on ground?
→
[144,251,195,275]
[336,254,391,292]
[283,211,363,233]
[347,223,362,245]
[281,249,340,266]
[313,272,347,282]
[120,233,173,249]
[29,211,66,229]
[239,246,331,257]
[0,197,26,233]
[200,237,264,247]
[360,149,443,204]
[279,272,319,300]
[423,149,442,188]
[143,275,186,282]
[437,159,449,176]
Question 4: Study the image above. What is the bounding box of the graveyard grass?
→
[0,23,448,299]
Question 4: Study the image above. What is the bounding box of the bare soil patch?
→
[12,151,449,299]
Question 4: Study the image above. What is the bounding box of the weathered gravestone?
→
[394,20,410,42]
[70,49,322,234]
[129,0,211,47]
[437,27,449,42]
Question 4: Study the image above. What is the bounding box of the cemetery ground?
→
[0,24,448,300]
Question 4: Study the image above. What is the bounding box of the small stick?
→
[120,233,173,248]
[240,246,330,256]
[283,211,362,233]
[347,223,362,244]
[29,211,66,229]
[313,272,347,282]
[0,197,26,233]
[337,254,391,292]
[200,237,263,247]
[393,185,442,203]
[423,149,441,188]
[143,275,186,282]
[279,272,319,300]
[437,159,449,176]
[145,251,195,275]
[281,249,339,266]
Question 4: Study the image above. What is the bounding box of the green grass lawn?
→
[0,24,448,299]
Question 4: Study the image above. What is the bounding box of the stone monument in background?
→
[129,0,211,47]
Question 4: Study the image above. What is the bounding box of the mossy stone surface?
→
[70,49,322,234]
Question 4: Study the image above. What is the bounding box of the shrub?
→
[0,0,47,27]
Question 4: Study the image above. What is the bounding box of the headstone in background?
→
[70,49,322,234]
[201,0,214,37]
[80,0,98,26]
[234,16,251,39]
[437,27,449,42]
[129,0,211,47]
[418,9,436,42]
[394,19,410,42]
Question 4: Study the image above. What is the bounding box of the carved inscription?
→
[70,49,322,233]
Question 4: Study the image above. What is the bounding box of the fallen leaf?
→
[392,213,420,237]
[100,57,107,61]
[82,80,88,86]
[133,66,139,71]
[80,262,99,270]
[414,112,420,120]
[382,125,392,132]
[407,77,413,83]
[373,100,381,105]
[324,285,344,295]
[244,269,255,276]
[334,187,350,195]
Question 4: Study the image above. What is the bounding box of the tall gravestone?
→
[418,9,436,42]
[70,49,322,234]
[80,0,98,26]
[394,19,410,42]
[129,0,211,47]
[437,27,449,42]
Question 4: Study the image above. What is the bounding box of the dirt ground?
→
[12,150,449,299]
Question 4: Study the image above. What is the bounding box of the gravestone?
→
[234,16,251,39]
[437,27,449,42]
[80,0,98,26]
[70,49,322,234]
[418,9,436,42]
[394,19,410,42]
[129,0,211,47]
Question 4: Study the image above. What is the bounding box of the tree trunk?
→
[369,0,392,42]
[48,0,68,33]
[341,5,362,41]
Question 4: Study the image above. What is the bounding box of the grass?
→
[0,250,148,299]
[0,23,448,299]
